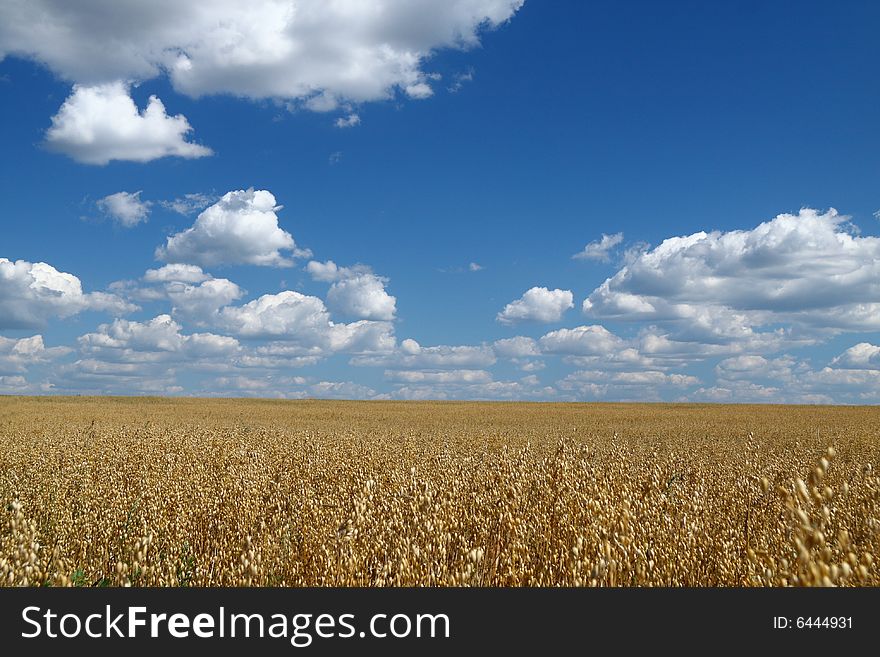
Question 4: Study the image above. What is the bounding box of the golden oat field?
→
[1,397,878,587]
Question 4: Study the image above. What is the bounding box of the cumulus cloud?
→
[714,355,801,382]
[351,339,495,369]
[217,290,394,354]
[64,315,242,396]
[497,287,574,324]
[110,264,243,324]
[385,369,492,384]
[0,258,135,329]
[391,376,553,401]
[166,278,244,324]
[157,189,309,267]
[79,315,240,363]
[326,275,396,321]
[307,381,381,400]
[538,325,625,356]
[0,1,523,107]
[143,264,211,284]
[584,209,880,335]
[96,191,151,227]
[830,343,880,370]
[44,82,211,164]
[573,232,624,262]
[334,113,360,128]
[0,335,70,374]
[558,369,700,401]
[307,260,396,321]
[218,291,330,340]
[493,336,540,358]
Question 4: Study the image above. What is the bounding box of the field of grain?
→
[1,397,878,587]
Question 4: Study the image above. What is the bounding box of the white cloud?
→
[308,381,381,400]
[0,258,135,329]
[385,369,492,383]
[157,189,309,267]
[78,314,240,364]
[0,335,70,374]
[166,278,244,324]
[218,291,331,340]
[558,368,700,401]
[469,262,483,272]
[584,209,880,334]
[143,264,211,284]
[714,354,800,382]
[391,377,553,401]
[691,381,789,404]
[325,274,396,321]
[307,260,396,321]
[217,290,394,353]
[334,113,360,128]
[111,265,243,324]
[96,191,151,226]
[562,369,699,387]
[497,287,574,324]
[493,336,540,358]
[159,193,215,216]
[44,82,211,164]
[448,68,474,93]
[539,325,625,356]
[351,339,495,369]
[573,232,624,262]
[305,260,360,283]
[0,1,523,107]
[405,82,434,99]
[513,359,545,372]
[830,343,880,369]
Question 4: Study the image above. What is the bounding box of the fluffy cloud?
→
[217,290,394,354]
[335,113,361,128]
[305,260,364,282]
[351,339,495,369]
[714,355,801,382]
[584,209,880,334]
[385,369,492,383]
[78,315,240,363]
[111,265,243,324]
[497,287,574,324]
[493,336,540,358]
[558,369,700,401]
[0,258,135,329]
[166,278,244,324]
[157,189,309,267]
[44,82,211,164]
[391,376,553,401]
[60,314,241,394]
[830,343,880,370]
[326,274,395,321]
[0,1,523,108]
[573,232,624,262]
[197,375,381,399]
[143,264,211,284]
[96,191,151,226]
[218,291,331,340]
[539,325,625,356]
[307,260,396,321]
[0,335,70,374]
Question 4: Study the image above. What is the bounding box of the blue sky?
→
[2,0,880,402]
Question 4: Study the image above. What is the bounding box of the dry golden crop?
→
[1,397,878,587]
